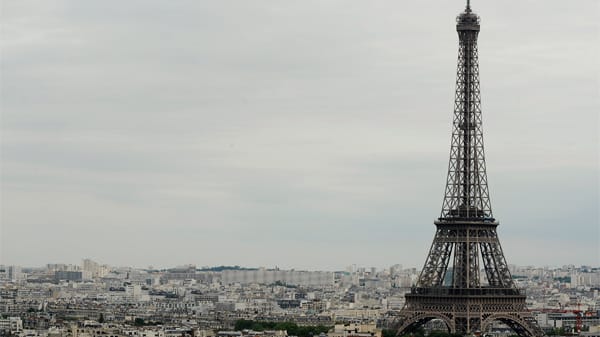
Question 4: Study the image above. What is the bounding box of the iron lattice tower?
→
[395,3,544,337]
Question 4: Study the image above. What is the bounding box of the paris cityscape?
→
[1,1,598,337]
[0,261,600,337]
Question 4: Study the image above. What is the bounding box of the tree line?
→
[234,320,331,337]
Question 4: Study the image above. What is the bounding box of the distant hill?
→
[197,265,258,272]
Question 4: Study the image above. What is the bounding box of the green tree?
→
[546,327,566,336]
[235,320,255,330]
[252,322,265,331]
[382,329,396,337]
[398,327,425,337]
[233,320,332,337]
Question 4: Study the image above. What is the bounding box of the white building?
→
[82,259,109,279]
[8,266,24,282]
[0,317,23,334]
[221,268,334,286]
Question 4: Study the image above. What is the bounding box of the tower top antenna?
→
[466,0,471,12]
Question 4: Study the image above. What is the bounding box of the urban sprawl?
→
[1,261,599,337]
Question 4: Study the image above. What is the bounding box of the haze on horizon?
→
[1,0,598,270]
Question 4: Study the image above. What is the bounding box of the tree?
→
[233,320,332,337]
[235,319,254,331]
[382,329,396,337]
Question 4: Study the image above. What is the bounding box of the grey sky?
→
[1,1,598,270]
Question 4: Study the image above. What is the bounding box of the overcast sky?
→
[1,1,598,271]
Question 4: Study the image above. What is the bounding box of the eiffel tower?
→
[395,2,544,337]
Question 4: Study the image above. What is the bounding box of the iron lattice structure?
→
[395,3,544,337]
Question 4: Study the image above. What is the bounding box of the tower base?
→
[396,288,544,337]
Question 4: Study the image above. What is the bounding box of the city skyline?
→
[1,1,599,270]
[3,259,599,273]
[2,258,599,336]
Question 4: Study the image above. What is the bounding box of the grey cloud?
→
[1,0,598,269]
